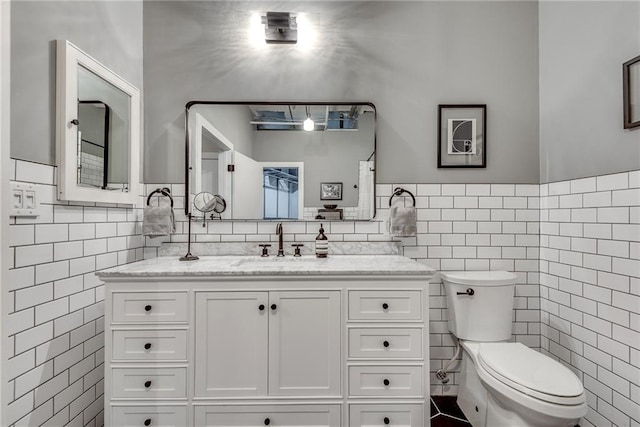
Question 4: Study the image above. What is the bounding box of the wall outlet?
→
[10,182,40,217]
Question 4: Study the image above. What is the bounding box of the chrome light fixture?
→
[261,12,297,44]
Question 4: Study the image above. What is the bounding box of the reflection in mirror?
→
[77,66,131,191]
[186,102,376,221]
[263,165,303,220]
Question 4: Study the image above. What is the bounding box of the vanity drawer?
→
[194,404,341,426]
[111,405,187,426]
[112,329,188,361]
[111,367,187,399]
[348,290,422,321]
[348,328,423,359]
[349,404,424,427]
[112,292,188,323]
[348,365,423,397]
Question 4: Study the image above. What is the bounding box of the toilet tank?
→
[440,271,517,341]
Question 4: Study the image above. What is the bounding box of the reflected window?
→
[263,167,299,219]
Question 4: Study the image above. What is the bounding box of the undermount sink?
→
[235,256,321,269]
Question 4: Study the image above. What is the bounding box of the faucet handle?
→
[292,243,304,257]
[259,244,271,257]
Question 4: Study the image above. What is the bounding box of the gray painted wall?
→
[11,1,143,165]
[539,1,640,183]
[144,1,539,184]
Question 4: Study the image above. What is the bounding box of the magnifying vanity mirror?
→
[193,191,227,220]
[185,102,376,221]
[56,40,140,205]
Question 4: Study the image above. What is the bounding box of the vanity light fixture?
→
[303,106,314,131]
[261,12,297,44]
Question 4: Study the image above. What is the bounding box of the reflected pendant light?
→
[303,106,314,131]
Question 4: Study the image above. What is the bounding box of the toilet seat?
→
[477,342,584,406]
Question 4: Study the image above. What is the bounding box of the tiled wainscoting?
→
[145,182,542,396]
[539,171,640,427]
[6,158,639,427]
[7,159,145,427]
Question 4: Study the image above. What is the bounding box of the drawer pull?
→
[144,304,152,312]
[144,380,152,388]
[382,302,389,310]
[383,378,390,386]
[144,343,152,350]
[264,418,271,425]
[383,416,390,425]
[271,304,277,311]
[144,419,151,426]
[258,304,265,311]
[383,340,390,348]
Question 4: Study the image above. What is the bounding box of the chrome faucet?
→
[276,222,285,257]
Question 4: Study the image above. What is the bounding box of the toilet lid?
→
[478,343,583,402]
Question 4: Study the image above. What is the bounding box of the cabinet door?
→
[194,404,341,426]
[194,292,268,397]
[269,291,341,396]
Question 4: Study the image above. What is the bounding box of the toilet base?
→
[457,346,585,427]
[457,353,488,427]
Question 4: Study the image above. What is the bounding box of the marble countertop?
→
[96,255,435,278]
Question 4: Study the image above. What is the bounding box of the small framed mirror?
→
[56,40,141,204]
[185,102,376,221]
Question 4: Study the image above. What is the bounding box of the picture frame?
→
[320,182,342,200]
[623,54,640,130]
[437,104,487,168]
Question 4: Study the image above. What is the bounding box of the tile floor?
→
[431,396,471,426]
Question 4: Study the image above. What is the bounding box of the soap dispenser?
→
[315,224,328,258]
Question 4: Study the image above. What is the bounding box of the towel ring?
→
[388,187,416,207]
[146,187,174,207]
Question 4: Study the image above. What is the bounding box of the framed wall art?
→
[437,104,487,168]
[320,182,343,200]
[623,54,640,129]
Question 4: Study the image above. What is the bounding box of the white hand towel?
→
[389,206,417,237]
[143,206,175,237]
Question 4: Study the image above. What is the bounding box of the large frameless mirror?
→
[185,102,376,221]
[56,40,140,205]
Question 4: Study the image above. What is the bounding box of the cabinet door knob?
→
[383,378,390,386]
[383,340,390,348]
[382,302,389,310]
[264,418,271,425]
[270,304,277,311]
[383,416,390,425]
[258,304,265,311]
[144,343,151,350]
[144,305,152,312]
[144,419,151,426]
[144,380,152,388]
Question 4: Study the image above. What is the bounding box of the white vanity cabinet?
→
[99,255,434,427]
[194,291,341,397]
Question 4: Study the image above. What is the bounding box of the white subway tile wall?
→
[7,160,145,427]
[144,181,542,396]
[540,171,640,427]
[7,158,639,426]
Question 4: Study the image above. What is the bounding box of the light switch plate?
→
[10,182,40,217]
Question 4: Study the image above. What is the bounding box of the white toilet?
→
[440,271,587,427]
